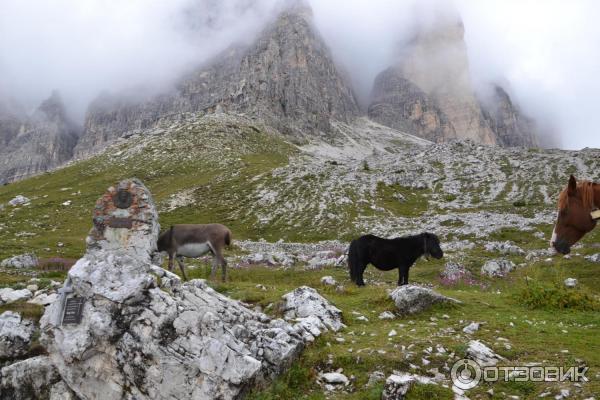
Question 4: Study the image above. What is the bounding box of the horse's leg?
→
[176,256,188,281]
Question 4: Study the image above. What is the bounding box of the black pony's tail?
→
[348,240,360,284]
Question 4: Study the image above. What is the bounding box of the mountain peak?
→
[279,0,313,18]
[75,1,358,156]
[35,90,68,123]
[369,6,538,148]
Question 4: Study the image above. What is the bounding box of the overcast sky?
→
[0,0,598,150]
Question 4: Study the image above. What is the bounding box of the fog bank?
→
[1,0,599,149]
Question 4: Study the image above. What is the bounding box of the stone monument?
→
[40,179,308,399]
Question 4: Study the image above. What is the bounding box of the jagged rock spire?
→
[369,6,539,147]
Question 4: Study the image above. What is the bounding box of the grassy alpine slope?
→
[1,113,599,399]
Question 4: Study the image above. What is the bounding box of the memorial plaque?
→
[108,217,133,229]
[62,297,85,325]
[113,189,133,209]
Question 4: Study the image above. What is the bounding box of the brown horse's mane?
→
[558,180,596,211]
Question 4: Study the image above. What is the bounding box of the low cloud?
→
[0,0,277,119]
[1,0,598,149]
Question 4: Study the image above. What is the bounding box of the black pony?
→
[348,232,443,286]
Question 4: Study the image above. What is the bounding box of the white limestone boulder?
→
[281,286,345,332]
[481,259,516,277]
[389,285,460,315]
[0,311,35,359]
[564,278,578,288]
[28,292,59,306]
[8,195,30,207]
[462,322,480,335]
[0,288,33,305]
[0,253,38,269]
[0,356,62,400]
[320,276,336,286]
[484,241,525,255]
[466,340,506,367]
[381,373,437,400]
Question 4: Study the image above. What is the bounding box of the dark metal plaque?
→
[62,297,85,325]
[108,217,133,229]
[113,189,133,209]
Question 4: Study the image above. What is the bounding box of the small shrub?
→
[362,160,370,171]
[517,281,600,311]
[443,194,457,202]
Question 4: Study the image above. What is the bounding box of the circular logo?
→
[451,359,482,390]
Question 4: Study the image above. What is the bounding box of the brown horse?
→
[551,175,600,254]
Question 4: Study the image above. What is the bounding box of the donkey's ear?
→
[568,175,577,196]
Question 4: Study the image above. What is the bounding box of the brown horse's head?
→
[551,175,598,254]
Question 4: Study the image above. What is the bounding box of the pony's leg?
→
[176,257,188,281]
[357,263,367,286]
[398,266,409,286]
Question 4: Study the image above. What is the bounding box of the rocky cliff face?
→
[368,13,538,147]
[368,68,455,143]
[75,3,359,157]
[480,85,540,148]
[0,99,25,149]
[0,92,79,183]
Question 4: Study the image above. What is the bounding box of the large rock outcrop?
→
[38,178,327,399]
[368,9,539,147]
[75,2,359,157]
[0,92,80,183]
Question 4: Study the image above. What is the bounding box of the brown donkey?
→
[157,224,232,281]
